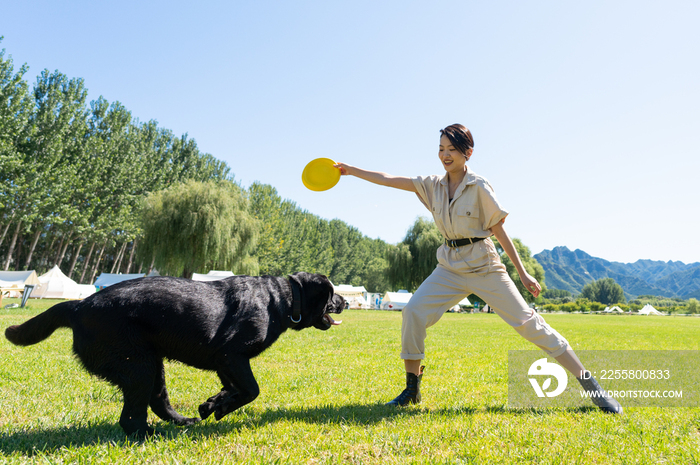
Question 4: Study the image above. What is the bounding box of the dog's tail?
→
[5,300,78,346]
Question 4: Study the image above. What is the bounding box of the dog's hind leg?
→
[149,359,200,426]
[73,341,158,438]
[117,361,158,438]
[199,356,259,421]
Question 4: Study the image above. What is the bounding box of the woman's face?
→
[438,134,469,175]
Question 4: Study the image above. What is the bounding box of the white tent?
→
[341,295,368,309]
[604,306,624,313]
[191,270,235,282]
[0,270,40,288]
[450,296,472,312]
[381,291,413,310]
[33,265,95,299]
[333,284,367,298]
[94,273,145,289]
[0,270,40,297]
[333,284,369,309]
[638,304,663,315]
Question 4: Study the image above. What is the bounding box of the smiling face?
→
[438,134,470,176]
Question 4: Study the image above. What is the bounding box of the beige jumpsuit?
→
[401,169,570,360]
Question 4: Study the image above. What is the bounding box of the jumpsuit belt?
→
[444,237,487,247]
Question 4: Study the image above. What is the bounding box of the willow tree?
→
[139,180,259,278]
[386,217,443,292]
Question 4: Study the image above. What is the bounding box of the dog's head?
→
[288,272,345,331]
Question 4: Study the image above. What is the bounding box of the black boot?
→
[386,366,424,406]
[577,371,623,414]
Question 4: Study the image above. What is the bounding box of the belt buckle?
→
[448,239,457,247]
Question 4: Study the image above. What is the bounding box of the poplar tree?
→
[248,182,390,290]
[3,69,88,270]
[0,41,33,252]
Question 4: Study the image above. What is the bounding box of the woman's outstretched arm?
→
[334,163,416,192]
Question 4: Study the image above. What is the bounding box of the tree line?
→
[0,43,231,284]
[0,43,393,291]
[538,297,699,314]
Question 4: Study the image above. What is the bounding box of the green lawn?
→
[1,298,699,464]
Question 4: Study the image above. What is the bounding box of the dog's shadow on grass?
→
[0,421,129,456]
[0,403,597,455]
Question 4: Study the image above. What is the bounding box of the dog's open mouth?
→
[324,314,342,326]
[315,294,344,330]
[315,313,342,330]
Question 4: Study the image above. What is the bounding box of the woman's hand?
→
[334,162,352,176]
[520,272,541,298]
[491,222,541,298]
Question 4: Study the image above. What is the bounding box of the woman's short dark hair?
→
[439,124,474,156]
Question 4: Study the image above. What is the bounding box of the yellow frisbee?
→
[302,158,341,191]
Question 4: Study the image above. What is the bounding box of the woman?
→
[335,124,621,413]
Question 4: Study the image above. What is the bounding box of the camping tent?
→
[191,270,235,281]
[333,284,367,298]
[347,295,369,309]
[33,265,95,299]
[603,306,624,313]
[381,291,413,310]
[450,296,472,312]
[0,270,40,289]
[0,270,40,297]
[638,304,663,315]
[333,284,369,309]
[94,273,145,289]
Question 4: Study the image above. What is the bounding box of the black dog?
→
[5,272,344,437]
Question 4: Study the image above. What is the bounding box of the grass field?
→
[1,298,700,464]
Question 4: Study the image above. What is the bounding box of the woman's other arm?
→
[490,220,541,298]
[334,163,416,192]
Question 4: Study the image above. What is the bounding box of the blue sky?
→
[3,0,699,263]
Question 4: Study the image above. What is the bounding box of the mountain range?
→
[533,247,700,300]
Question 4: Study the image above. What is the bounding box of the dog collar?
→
[288,276,302,327]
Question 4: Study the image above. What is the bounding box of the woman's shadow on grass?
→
[0,403,596,455]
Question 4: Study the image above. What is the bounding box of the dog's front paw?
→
[214,405,228,421]
[199,401,216,420]
[173,416,201,426]
[214,396,240,421]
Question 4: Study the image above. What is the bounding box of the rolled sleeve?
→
[412,176,436,212]
[479,181,509,230]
